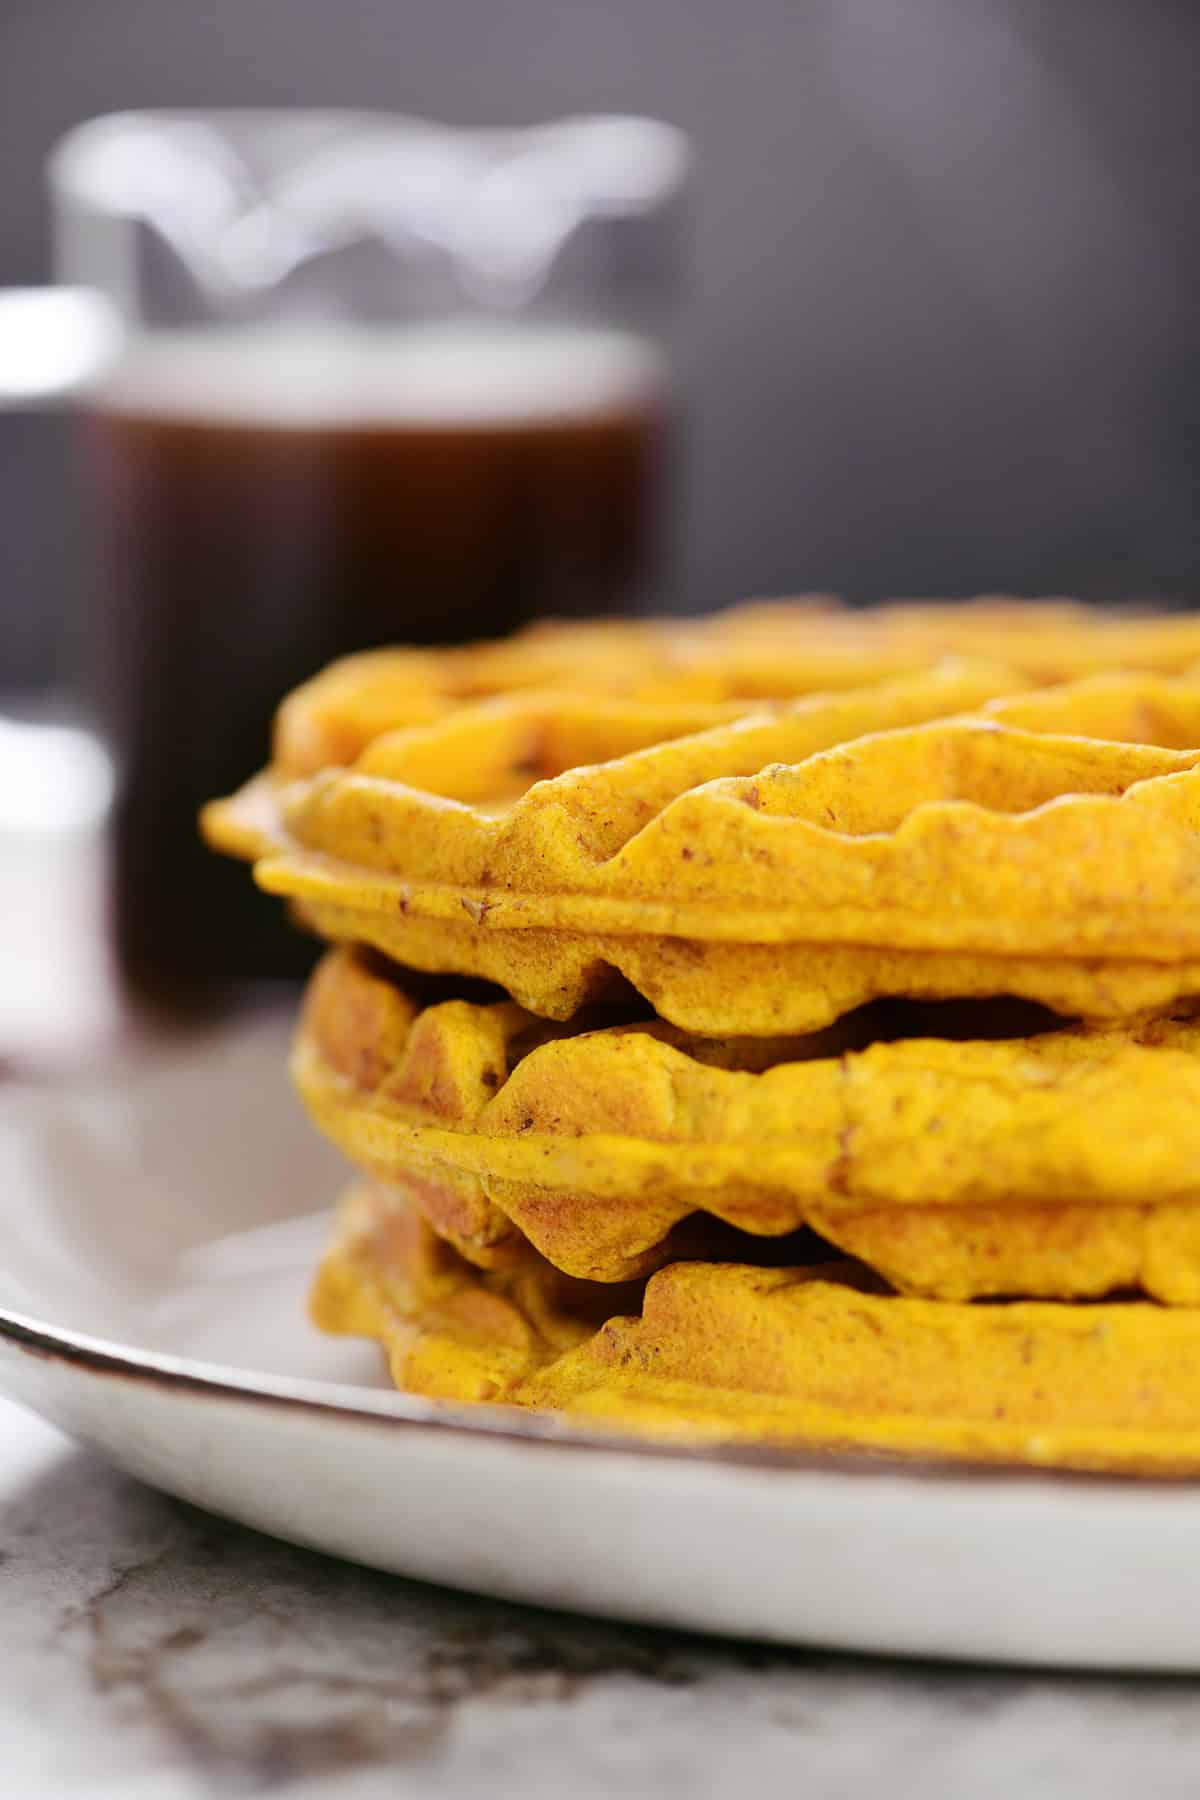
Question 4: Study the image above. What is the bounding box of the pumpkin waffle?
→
[314,1182,1200,1475]
[208,671,1200,1034]
[294,946,1200,1300]
[273,597,1200,777]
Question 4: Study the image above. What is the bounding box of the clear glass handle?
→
[0,287,122,407]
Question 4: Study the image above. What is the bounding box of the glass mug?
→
[0,110,688,1015]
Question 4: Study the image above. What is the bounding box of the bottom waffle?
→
[313,1185,1200,1476]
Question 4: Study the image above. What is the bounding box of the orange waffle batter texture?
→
[204,597,1200,1472]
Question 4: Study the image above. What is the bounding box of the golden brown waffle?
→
[273,598,1200,776]
[206,661,1061,1030]
[295,946,1200,1299]
[314,1183,1200,1475]
[208,671,1200,1033]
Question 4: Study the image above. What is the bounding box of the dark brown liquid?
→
[82,376,666,1014]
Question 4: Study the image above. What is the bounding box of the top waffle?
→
[271,598,1200,776]
[206,665,1200,1032]
[206,660,1051,1027]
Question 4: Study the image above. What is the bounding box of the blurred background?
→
[0,0,1197,1052]
[3,0,1198,697]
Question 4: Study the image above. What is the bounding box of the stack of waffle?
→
[205,599,1200,1474]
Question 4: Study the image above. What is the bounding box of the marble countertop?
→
[4,1400,1200,1799]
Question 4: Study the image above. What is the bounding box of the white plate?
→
[3,1010,1200,1671]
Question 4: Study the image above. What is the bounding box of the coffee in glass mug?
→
[82,323,670,1005]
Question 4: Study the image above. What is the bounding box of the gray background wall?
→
[2,0,1197,688]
